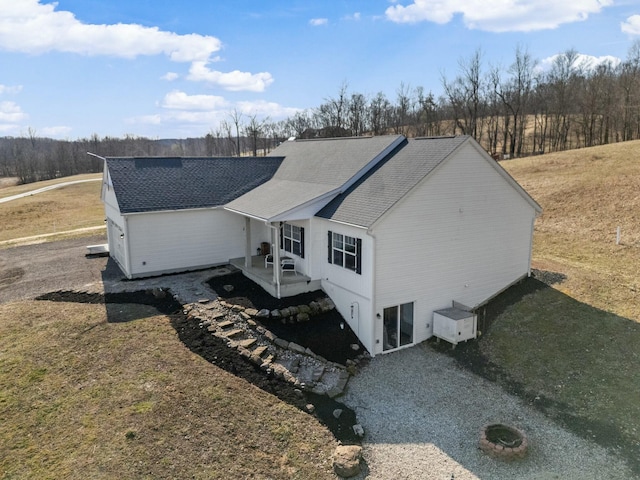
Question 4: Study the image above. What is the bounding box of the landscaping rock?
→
[288,342,306,354]
[333,445,362,478]
[333,408,343,419]
[299,304,311,314]
[296,312,310,322]
[352,424,365,438]
[256,308,270,318]
[222,284,234,292]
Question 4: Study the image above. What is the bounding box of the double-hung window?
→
[328,230,362,274]
[281,223,304,257]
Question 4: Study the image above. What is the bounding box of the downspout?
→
[368,228,377,357]
[267,222,281,299]
[527,215,535,277]
[244,217,252,269]
[123,215,133,279]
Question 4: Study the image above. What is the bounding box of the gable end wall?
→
[372,142,536,354]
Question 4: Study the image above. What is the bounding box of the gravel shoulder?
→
[343,344,633,479]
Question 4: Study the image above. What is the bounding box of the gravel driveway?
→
[343,345,633,479]
[0,235,113,303]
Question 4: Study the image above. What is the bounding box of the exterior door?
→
[382,302,414,351]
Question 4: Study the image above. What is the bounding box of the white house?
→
[100,135,541,356]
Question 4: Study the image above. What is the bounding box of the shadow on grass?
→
[432,270,640,474]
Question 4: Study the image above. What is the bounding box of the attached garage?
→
[100,155,283,279]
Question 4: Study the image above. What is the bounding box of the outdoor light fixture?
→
[120,233,124,239]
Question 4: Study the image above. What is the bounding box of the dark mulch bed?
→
[207,271,364,365]
[37,288,361,445]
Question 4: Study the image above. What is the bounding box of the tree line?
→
[2,41,640,184]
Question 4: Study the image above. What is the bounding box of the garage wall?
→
[126,208,250,278]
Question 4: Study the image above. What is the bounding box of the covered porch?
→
[229,255,321,298]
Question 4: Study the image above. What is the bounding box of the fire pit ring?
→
[479,424,528,460]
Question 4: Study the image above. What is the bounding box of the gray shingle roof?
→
[106,156,284,214]
[225,135,405,220]
[316,136,470,227]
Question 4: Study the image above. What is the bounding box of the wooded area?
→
[3,42,640,185]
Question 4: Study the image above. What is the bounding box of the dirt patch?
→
[36,288,362,445]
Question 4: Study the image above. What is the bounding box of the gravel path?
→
[342,345,633,480]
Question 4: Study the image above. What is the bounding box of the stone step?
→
[238,338,257,349]
[217,320,234,329]
[262,354,274,366]
[222,328,243,338]
[253,345,268,357]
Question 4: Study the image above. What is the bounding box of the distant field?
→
[0,174,104,246]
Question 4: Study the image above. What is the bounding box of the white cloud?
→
[160,90,229,111]
[236,100,301,118]
[0,0,221,62]
[187,62,274,92]
[538,52,622,72]
[0,100,28,123]
[621,15,640,35]
[129,93,301,134]
[162,72,180,81]
[385,0,613,32]
[343,13,361,21]
[0,84,23,94]
[309,18,328,26]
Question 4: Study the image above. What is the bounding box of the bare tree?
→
[441,49,485,140]
[493,45,536,156]
[229,109,244,156]
[369,92,391,136]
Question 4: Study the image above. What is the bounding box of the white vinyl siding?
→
[125,209,265,278]
[312,218,375,353]
[372,142,536,354]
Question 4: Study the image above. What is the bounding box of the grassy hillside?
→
[481,141,640,472]
[503,141,640,321]
[0,301,337,479]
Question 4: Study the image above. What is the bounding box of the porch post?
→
[272,223,281,297]
[244,217,251,268]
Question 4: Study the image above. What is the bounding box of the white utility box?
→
[433,307,477,347]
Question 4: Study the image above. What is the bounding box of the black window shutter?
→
[279,223,283,250]
[327,231,333,264]
[356,238,362,274]
[300,227,305,258]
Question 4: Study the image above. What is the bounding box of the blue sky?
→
[1,0,639,140]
